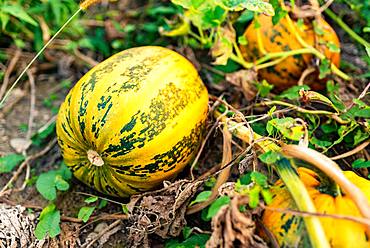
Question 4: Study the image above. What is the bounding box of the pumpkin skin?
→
[240,15,340,90]
[262,168,370,247]
[56,46,209,197]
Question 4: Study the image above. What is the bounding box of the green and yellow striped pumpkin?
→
[56,46,209,197]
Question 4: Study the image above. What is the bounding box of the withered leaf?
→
[206,196,267,248]
[211,25,236,65]
[226,69,258,101]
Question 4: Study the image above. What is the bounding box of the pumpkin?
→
[262,167,370,247]
[240,15,340,90]
[56,46,209,197]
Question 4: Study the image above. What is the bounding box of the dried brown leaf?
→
[59,222,81,248]
[211,25,236,65]
[126,180,202,248]
[226,69,258,101]
[206,196,268,248]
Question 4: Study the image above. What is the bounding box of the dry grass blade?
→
[187,126,233,215]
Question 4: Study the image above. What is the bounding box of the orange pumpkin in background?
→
[262,167,370,248]
[240,15,341,90]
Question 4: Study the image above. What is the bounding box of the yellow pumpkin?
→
[240,15,340,90]
[263,167,370,247]
[56,46,209,197]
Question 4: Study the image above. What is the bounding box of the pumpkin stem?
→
[87,150,104,167]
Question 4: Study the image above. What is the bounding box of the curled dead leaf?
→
[226,69,258,101]
[126,180,202,248]
[211,25,236,65]
[206,196,267,248]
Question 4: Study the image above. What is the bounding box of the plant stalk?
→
[0,8,83,109]
[215,111,330,247]
[324,8,370,49]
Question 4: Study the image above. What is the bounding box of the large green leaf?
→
[0,153,25,174]
[34,204,61,239]
[1,4,37,26]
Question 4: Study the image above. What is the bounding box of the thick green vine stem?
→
[324,8,370,49]
[275,159,330,248]
[215,110,330,248]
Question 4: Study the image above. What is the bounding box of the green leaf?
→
[34,204,61,239]
[270,0,287,25]
[248,185,260,208]
[182,226,193,239]
[206,196,230,219]
[342,105,370,119]
[121,204,129,214]
[310,137,332,148]
[258,150,280,164]
[36,171,58,200]
[31,121,56,146]
[55,176,70,191]
[0,154,25,174]
[85,196,99,203]
[261,189,273,205]
[238,173,252,185]
[321,122,337,134]
[218,0,274,15]
[98,199,108,209]
[165,234,210,248]
[267,105,277,117]
[236,10,254,23]
[319,58,330,79]
[327,41,340,53]
[58,162,72,180]
[171,0,192,9]
[184,2,226,30]
[1,4,37,26]
[353,129,370,146]
[276,85,310,100]
[190,191,212,206]
[256,79,274,97]
[0,12,10,30]
[36,164,71,201]
[326,81,346,112]
[78,206,95,223]
[251,171,268,187]
[352,159,370,169]
[238,35,248,45]
[49,0,62,25]
[267,117,305,141]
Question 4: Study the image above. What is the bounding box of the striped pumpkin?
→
[263,168,370,247]
[56,46,209,197]
[240,15,340,90]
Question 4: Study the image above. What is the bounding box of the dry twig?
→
[262,205,370,227]
[330,140,370,160]
[0,50,21,100]
[80,220,122,248]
